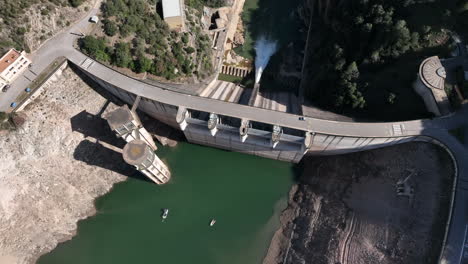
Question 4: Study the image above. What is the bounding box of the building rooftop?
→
[419,56,445,90]
[104,105,134,130]
[419,56,451,115]
[162,0,182,18]
[0,49,21,73]
[123,139,152,166]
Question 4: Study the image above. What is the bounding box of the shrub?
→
[103,20,118,36]
[69,0,84,7]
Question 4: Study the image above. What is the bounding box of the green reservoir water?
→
[38,143,294,264]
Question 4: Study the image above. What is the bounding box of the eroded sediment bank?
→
[264,142,454,264]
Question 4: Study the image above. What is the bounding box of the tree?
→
[113,42,132,68]
[135,55,152,73]
[79,36,110,62]
[184,46,195,54]
[181,33,189,44]
[119,24,133,37]
[342,61,359,81]
[103,20,118,36]
[132,37,146,56]
[69,0,84,7]
[334,62,365,109]
[151,58,166,76]
[181,58,192,74]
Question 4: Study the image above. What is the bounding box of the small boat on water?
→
[162,208,169,220]
[209,219,216,226]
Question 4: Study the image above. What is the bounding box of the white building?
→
[162,0,185,31]
[0,49,31,90]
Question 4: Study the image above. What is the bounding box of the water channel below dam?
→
[38,142,295,264]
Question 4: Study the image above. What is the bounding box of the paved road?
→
[0,4,467,263]
[0,2,100,111]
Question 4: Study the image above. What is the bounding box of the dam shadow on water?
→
[38,142,299,264]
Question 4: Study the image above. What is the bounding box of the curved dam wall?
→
[70,60,417,163]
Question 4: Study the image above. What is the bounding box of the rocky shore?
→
[264,142,454,264]
[0,67,131,264]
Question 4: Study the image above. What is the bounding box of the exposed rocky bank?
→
[0,67,130,264]
[264,142,454,264]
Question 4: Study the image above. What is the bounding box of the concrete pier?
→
[240,119,249,142]
[104,105,157,149]
[176,106,189,131]
[271,125,282,148]
[123,139,171,184]
[208,113,219,136]
[105,105,171,184]
[302,132,314,154]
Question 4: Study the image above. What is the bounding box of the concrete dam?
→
[67,51,436,164]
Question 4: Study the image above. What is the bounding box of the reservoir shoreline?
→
[0,67,128,264]
[38,140,295,264]
[262,142,455,264]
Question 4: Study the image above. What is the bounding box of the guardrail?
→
[9,57,67,113]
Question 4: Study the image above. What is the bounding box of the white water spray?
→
[254,36,278,84]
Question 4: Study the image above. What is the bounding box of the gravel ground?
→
[264,142,454,264]
[0,67,131,264]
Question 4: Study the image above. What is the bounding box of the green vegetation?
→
[0,112,20,131]
[80,0,214,80]
[303,0,467,120]
[218,74,243,83]
[218,73,254,87]
[0,0,85,53]
[185,0,226,11]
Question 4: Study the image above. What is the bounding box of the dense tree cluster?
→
[0,0,85,53]
[306,0,467,116]
[80,0,213,80]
